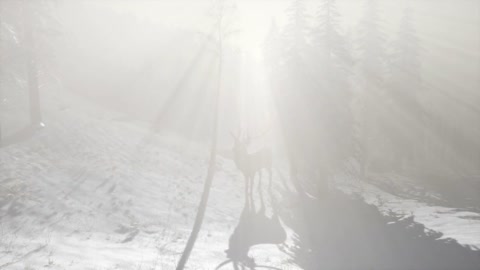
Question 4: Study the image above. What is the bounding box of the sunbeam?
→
[0,0,479,269]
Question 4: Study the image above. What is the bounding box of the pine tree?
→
[387,7,424,174]
[264,20,282,72]
[283,0,310,65]
[310,0,354,190]
[312,0,352,74]
[266,0,309,193]
[273,0,312,196]
[390,8,421,90]
[354,0,388,178]
[357,0,386,86]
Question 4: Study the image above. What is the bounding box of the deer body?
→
[231,133,273,202]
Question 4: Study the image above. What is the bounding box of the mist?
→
[1,0,479,269]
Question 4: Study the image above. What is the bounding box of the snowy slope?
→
[1,91,479,269]
[0,93,294,269]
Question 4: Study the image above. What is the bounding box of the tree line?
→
[264,0,480,196]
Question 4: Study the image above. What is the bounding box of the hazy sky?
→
[90,0,479,54]
[78,0,479,107]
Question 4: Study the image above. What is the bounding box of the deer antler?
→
[245,124,272,143]
[231,129,244,142]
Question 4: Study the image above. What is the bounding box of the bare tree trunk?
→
[0,1,3,146]
[24,4,42,127]
[26,31,42,127]
[0,91,2,147]
[176,31,223,270]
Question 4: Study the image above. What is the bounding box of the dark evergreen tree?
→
[354,0,388,178]
[357,0,386,86]
[264,20,282,72]
[312,0,352,74]
[310,0,354,187]
[282,0,310,65]
[276,0,316,195]
[387,7,424,174]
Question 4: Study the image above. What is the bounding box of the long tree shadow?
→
[282,191,480,270]
[216,194,287,270]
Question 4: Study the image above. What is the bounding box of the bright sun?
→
[99,0,284,134]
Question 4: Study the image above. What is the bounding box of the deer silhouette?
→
[231,131,273,205]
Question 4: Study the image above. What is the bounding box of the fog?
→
[1,0,479,269]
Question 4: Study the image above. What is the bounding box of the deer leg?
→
[244,175,249,206]
[268,168,273,192]
[250,176,256,210]
[266,168,276,210]
[257,171,265,210]
[257,170,263,192]
[248,175,255,198]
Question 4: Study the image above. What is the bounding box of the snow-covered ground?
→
[335,170,480,250]
[0,92,294,269]
[1,91,479,269]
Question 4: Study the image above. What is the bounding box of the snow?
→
[335,171,480,250]
[1,91,479,269]
[0,92,295,269]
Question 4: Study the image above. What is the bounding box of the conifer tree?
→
[387,7,424,174]
[310,0,354,189]
[354,0,388,178]
[283,0,310,65]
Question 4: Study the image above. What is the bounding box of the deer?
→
[231,130,273,205]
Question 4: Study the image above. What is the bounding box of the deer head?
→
[231,131,250,160]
